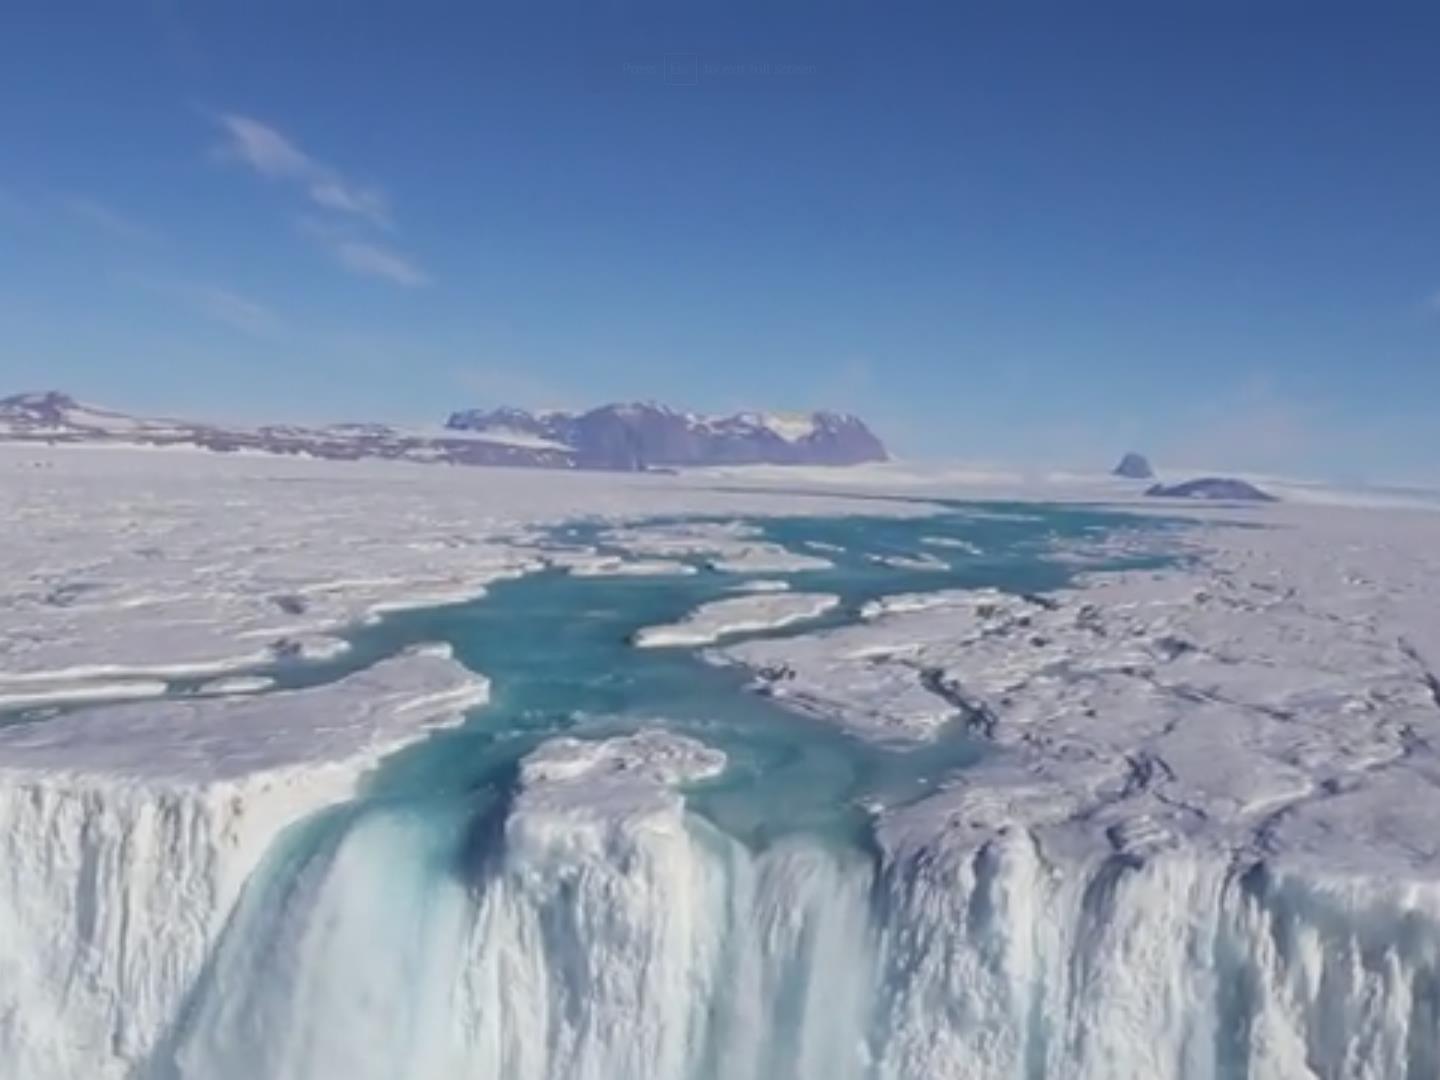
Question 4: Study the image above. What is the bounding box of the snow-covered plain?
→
[0,445,932,1080]
[4,443,1440,1078]
[0,447,898,705]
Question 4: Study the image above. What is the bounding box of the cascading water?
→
[6,507,1439,1079]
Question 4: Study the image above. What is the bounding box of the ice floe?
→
[635,593,841,648]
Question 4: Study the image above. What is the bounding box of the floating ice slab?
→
[919,535,982,553]
[866,552,947,571]
[564,555,698,577]
[635,593,841,648]
[727,578,791,594]
[597,521,834,573]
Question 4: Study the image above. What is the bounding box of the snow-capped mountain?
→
[0,392,888,471]
[445,402,889,469]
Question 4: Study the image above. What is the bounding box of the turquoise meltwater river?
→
[267,503,1172,842]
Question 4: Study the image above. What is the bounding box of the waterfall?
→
[6,730,1440,1079]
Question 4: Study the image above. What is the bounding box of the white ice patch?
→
[596,521,833,574]
[920,535,982,554]
[635,593,841,648]
[728,578,792,594]
[563,555,698,578]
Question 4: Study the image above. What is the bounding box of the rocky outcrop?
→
[1112,451,1155,480]
[1145,477,1278,502]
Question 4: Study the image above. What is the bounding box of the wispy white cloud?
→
[330,239,429,287]
[126,274,282,338]
[296,216,429,287]
[212,112,431,288]
[212,113,390,229]
[1426,288,1440,313]
[189,284,283,336]
[63,196,160,244]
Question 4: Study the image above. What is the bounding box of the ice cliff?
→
[142,732,1440,1078]
[0,648,486,1080]
[4,699,1440,1079]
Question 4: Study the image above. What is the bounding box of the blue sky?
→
[2,3,1437,480]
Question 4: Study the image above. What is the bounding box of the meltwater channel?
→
[119,505,1439,1080]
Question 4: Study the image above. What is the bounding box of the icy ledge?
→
[166,725,1440,1078]
[0,645,487,1080]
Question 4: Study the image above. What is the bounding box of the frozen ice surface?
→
[635,592,841,647]
[866,551,948,571]
[0,445,905,703]
[6,445,1440,1078]
[718,503,1440,875]
[597,520,835,573]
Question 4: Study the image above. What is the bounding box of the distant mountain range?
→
[0,392,888,472]
[446,403,887,469]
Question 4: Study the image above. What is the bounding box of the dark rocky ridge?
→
[1112,452,1155,480]
[1145,477,1279,502]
